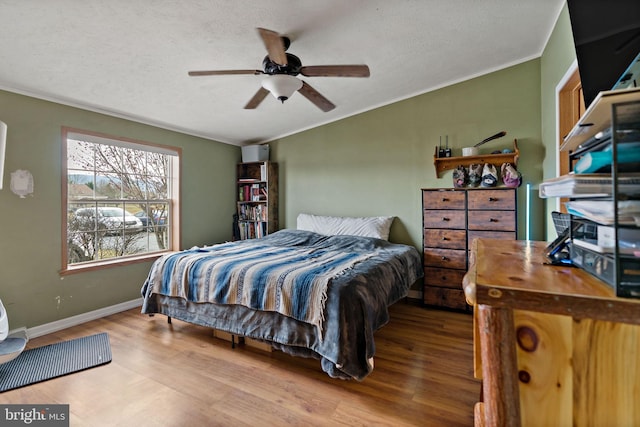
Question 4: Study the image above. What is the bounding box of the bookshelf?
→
[235,161,278,240]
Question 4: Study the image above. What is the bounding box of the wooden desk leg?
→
[477,304,521,427]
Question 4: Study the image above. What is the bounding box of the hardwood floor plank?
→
[1,302,479,426]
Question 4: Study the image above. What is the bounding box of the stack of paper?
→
[539,173,640,198]
[565,200,640,225]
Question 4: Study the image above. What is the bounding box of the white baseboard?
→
[25,298,143,339]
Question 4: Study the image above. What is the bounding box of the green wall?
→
[0,89,239,328]
[540,4,578,240]
[271,59,543,249]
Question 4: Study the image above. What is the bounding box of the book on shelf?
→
[237,220,267,240]
[251,183,261,201]
[539,173,640,198]
[238,204,266,221]
[260,163,267,181]
[239,183,267,202]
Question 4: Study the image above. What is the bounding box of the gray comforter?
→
[141,229,423,380]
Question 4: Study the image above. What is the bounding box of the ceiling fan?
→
[188,28,370,112]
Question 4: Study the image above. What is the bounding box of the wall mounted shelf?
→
[433,139,519,178]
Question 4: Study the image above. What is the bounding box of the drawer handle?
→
[442,197,449,202]
[442,217,450,221]
[489,197,498,202]
[441,256,449,261]
[441,276,447,281]
[442,236,449,241]
[490,218,498,222]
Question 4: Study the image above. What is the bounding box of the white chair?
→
[0,298,28,364]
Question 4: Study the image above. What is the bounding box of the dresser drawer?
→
[468,210,516,232]
[423,287,469,310]
[423,190,466,210]
[424,266,467,289]
[468,189,516,210]
[424,229,466,249]
[423,210,466,229]
[424,248,467,269]
[421,187,516,311]
[468,230,516,247]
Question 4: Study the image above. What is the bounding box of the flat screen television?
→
[567,0,640,108]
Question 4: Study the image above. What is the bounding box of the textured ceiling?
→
[0,0,565,145]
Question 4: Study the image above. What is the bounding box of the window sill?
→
[60,251,172,276]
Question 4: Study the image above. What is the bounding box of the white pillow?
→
[296,213,394,241]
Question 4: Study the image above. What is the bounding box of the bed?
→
[141,215,423,380]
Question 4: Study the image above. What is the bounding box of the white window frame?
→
[61,127,180,274]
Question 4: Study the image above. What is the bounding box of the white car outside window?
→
[75,207,143,234]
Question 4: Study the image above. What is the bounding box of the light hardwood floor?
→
[2,302,479,426]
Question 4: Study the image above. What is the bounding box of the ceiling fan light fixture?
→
[261,75,302,103]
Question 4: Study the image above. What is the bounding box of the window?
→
[62,128,180,273]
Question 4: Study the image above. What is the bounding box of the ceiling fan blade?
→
[299,65,370,78]
[188,70,263,76]
[257,27,288,66]
[244,87,270,109]
[298,81,336,112]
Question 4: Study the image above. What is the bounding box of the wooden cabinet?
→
[463,239,640,427]
[235,161,278,240]
[422,188,516,310]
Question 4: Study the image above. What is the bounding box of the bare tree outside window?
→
[63,129,178,270]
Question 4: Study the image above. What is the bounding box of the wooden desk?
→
[463,239,640,427]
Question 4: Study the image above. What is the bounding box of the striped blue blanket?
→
[142,229,424,380]
[145,242,375,337]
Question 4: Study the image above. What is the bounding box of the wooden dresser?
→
[421,188,517,310]
[463,239,640,427]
